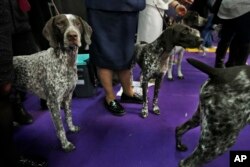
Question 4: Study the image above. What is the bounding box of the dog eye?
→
[56,21,66,28]
[182,28,190,34]
[74,21,81,27]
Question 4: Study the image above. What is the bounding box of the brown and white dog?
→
[13,14,92,152]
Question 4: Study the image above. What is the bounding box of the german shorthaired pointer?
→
[176,58,250,167]
[13,14,92,152]
[134,24,203,118]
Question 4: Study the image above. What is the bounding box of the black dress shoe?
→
[17,156,48,167]
[13,103,33,125]
[104,100,125,116]
[120,93,143,104]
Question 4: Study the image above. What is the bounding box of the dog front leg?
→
[152,75,163,115]
[176,106,201,152]
[141,80,149,118]
[167,54,174,81]
[62,93,80,133]
[47,101,75,152]
[177,50,184,79]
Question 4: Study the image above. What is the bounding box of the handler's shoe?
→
[120,93,143,104]
[104,100,125,116]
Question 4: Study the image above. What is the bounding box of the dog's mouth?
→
[65,44,79,55]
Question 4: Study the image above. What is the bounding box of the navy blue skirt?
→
[87,9,138,70]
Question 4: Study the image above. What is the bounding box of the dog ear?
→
[78,17,92,46]
[42,16,59,48]
[160,25,176,53]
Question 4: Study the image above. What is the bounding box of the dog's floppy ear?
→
[160,25,175,53]
[43,16,58,48]
[78,17,92,46]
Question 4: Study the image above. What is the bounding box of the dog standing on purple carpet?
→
[176,58,250,167]
[13,14,92,152]
[134,24,203,118]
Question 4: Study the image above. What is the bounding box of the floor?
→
[14,52,250,167]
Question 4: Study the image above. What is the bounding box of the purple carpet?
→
[14,52,250,167]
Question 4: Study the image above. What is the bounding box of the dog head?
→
[43,14,92,50]
[182,11,207,28]
[162,23,203,50]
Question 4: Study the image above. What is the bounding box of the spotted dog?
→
[134,24,203,118]
[13,14,92,152]
[176,58,250,167]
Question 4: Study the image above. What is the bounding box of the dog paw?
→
[62,142,75,152]
[153,109,160,115]
[178,76,184,80]
[167,78,174,81]
[178,160,185,167]
[70,126,80,133]
[141,111,148,118]
[176,143,188,152]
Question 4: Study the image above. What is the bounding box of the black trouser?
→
[0,94,18,167]
[215,12,250,67]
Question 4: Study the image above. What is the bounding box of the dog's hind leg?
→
[152,75,163,115]
[179,113,241,167]
[48,100,75,152]
[62,93,80,133]
[141,79,149,118]
[176,106,201,152]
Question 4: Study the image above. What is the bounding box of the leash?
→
[153,2,169,28]
[50,0,60,15]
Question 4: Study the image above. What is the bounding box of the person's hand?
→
[0,82,12,94]
[182,0,194,5]
[175,4,187,16]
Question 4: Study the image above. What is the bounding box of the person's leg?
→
[226,12,250,67]
[0,94,18,167]
[97,67,115,103]
[118,69,143,104]
[215,23,234,68]
[117,69,133,96]
[98,67,125,116]
[225,36,238,67]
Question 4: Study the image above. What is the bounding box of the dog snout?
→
[198,38,203,45]
[192,29,201,37]
[67,31,78,42]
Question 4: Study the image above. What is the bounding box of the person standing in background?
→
[136,0,193,44]
[0,0,47,166]
[85,0,145,116]
[215,0,250,67]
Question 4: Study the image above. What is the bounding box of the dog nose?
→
[67,31,78,41]
[199,38,203,43]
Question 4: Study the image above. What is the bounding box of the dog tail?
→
[186,58,217,77]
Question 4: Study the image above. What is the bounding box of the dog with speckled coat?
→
[13,14,92,152]
[134,24,203,118]
[176,58,250,167]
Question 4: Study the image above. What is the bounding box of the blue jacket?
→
[85,0,145,12]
